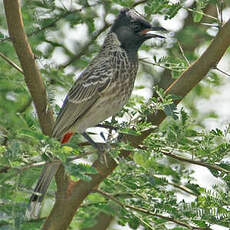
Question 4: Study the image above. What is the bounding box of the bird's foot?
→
[82,132,110,167]
[95,142,110,153]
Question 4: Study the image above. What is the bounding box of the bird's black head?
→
[110,8,165,53]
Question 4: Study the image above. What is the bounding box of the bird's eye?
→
[131,22,142,33]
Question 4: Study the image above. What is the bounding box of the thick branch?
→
[3,0,54,136]
[42,19,230,230]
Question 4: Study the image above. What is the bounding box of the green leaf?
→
[18,129,45,141]
[65,163,98,182]
[119,127,141,136]
[163,104,178,120]
[193,10,203,23]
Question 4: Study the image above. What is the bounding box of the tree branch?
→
[153,175,197,196]
[0,3,103,42]
[60,0,150,69]
[0,161,46,174]
[95,189,206,230]
[82,179,196,230]
[215,66,230,77]
[26,10,81,38]
[3,0,54,136]
[161,150,230,174]
[132,0,148,8]
[0,51,24,74]
[61,23,110,68]
[41,18,230,230]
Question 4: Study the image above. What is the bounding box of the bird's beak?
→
[140,26,167,39]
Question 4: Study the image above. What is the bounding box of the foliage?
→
[0,0,230,230]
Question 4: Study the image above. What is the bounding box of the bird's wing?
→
[52,57,114,139]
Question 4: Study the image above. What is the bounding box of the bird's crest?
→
[116,8,146,22]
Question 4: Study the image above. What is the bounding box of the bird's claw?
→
[95,143,110,167]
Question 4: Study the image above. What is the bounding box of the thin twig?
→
[27,11,77,37]
[168,181,197,196]
[140,59,185,72]
[95,189,203,230]
[0,51,24,74]
[200,22,219,27]
[60,23,110,68]
[0,161,46,174]
[1,150,94,174]
[20,161,47,171]
[26,3,100,37]
[186,8,218,21]
[0,11,76,42]
[0,3,102,42]
[216,1,224,26]
[132,0,148,8]
[161,150,230,174]
[214,66,230,77]
[178,42,190,65]
[153,175,197,196]
[216,4,221,27]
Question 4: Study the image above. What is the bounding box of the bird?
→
[27,8,165,218]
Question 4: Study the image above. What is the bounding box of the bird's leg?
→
[82,132,109,166]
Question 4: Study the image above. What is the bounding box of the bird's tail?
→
[26,161,61,219]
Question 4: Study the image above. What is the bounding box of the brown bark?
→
[3,0,54,136]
